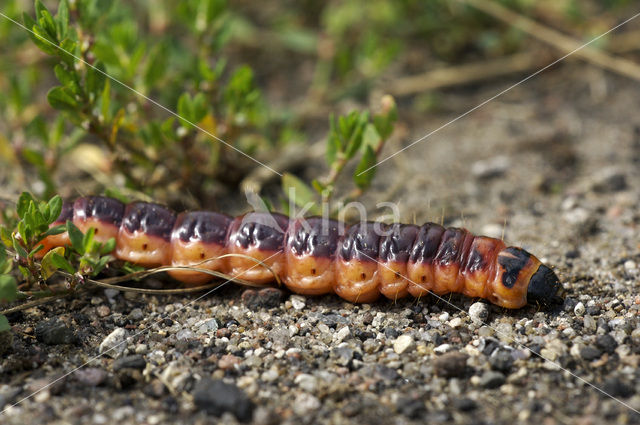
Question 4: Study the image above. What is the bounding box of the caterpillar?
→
[37,196,563,309]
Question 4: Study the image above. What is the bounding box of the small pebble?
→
[35,319,77,345]
[334,326,351,343]
[112,355,146,371]
[479,371,505,389]
[574,302,585,316]
[192,378,254,422]
[74,368,107,386]
[432,352,468,378]
[624,260,637,271]
[393,334,415,354]
[99,328,128,358]
[96,305,111,317]
[469,303,489,324]
[290,295,306,310]
[293,393,321,416]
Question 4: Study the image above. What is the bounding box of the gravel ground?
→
[1,65,640,425]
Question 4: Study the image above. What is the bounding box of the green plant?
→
[8,0,281,205]
[282,95,397,216]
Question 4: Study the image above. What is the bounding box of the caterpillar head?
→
[493,247,564,309]
[526,263,563,306]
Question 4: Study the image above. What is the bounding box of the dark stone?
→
[374,364,400,381]
[580,346,602,361]
[241,288,284,309]
[321,313,348,327]
[432,352,469,378]
[595,334,618,354]
[192,378,254,422]
[384,327,400,339]
[489,350,514,373]
[479,371,505,388]
[397,397,427,419]
[602,377,635,398]
[592,173,627,193]
[562,297,579,313]
[586,305,601,316]
[35,319,77,345]
[112,355,146,371]
[453,398,477,412]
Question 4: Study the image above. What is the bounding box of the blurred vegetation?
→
[0,0,635,207]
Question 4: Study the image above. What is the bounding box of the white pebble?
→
[624,260,637,271]
[293,393,321,415]
[469,302,490,324]
[333,326,351,343]
[573,302,585,316]
[434,343,452,354]
[393,334,415,354]
[99,328,128,358]
[290,295,306,310]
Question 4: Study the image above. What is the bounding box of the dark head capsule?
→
[527,264,563,306]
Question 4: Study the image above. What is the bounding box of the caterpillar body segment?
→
[38,196,563,309]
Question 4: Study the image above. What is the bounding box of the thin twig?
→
[461,0,640,82]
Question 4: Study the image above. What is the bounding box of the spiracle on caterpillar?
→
[37,196,564,309]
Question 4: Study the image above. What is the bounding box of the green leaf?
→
[58,38,77,65]
[343,112,368,159]
[41,247,73,279]
[282,173,320,213]
[0,315,10,332]
[22,12,37,33]
[29,23,58,55]
[53,64,77,89]
[0,227,12,247]
[86,61,106,102]
[12,235,28,259]
[47,86,78,111]
[47,196,63,225]
[66,220,85,254]
[40,224,66,238]
[56,0,69,40]
[100,238,116,255]
[192,93,208,123]
[101,80,111,122]
[0,275,17,303]
[35,0,57,40]
[17,192,36,219]
[361,123,382,152]
[326,115,340,166]
[82,227,95,253]
[29,244,44,258]
[22,148,45,168]
[353,145,377,190]
[177,93,194,127]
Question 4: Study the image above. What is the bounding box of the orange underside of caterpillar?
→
[38,196,563,309]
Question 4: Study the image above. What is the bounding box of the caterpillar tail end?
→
[527,264,564,306]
